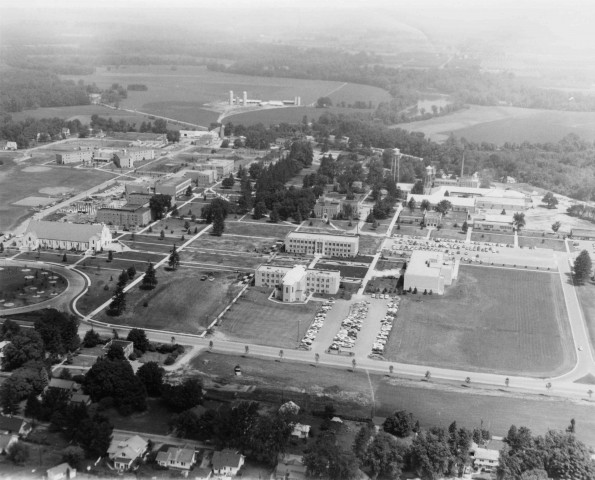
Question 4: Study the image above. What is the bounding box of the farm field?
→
[216,288,318,348]
[190,352,595,446]
[9,104,152,126]
[95,267,243,333]
[62,66,365,128]
[397,105,595,144]
[0,158,114,232]
[385,266,575,376]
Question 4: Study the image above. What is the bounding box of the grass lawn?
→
[192,234,275,253]
[0,266,67,308]
[104,398,173,435]
[314,263,369,279]
[75,268,119,315]
[366,276,400,294]
[470,232,515,245]
[17,250,84,265]
[385,266,575,376]
[375,259,405,271]
[190,352,595,445]
[394,224,427,237]
[225,221,295,239]
[575,281,595,354]
[182,249,266,270]
[430,229,467,241]
[217,288,319,348]
[360,222,390,235]
[95,267,243,333]
[119,234,181,254]
[518,236,567,252]
[359,235,384,255]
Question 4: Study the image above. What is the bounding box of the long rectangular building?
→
[56,151,93,164]
[285,231,358,257]
[155,177,192,198]
[22,220,112,252]
[256,264,341,302]
[96,205,151,228]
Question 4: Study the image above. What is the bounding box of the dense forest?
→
[0,67,91,113]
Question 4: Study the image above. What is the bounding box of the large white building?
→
[404,251,456,295]
[472,213,514,233]
[22,221,112,252]
[56,151,93,164]
[285,231,358,257]
[256,264,341,302]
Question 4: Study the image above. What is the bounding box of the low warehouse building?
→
[570,228,595,240]
[472,214,514,233]
[403,250,456,295]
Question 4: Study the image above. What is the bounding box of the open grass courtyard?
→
[216,288,319,348]
[385,265,575,376]
[95,266,243,333]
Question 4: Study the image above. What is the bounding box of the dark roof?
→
[212,449,243,470]
[0,416,24,433]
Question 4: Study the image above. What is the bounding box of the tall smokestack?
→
[229,90,234,105]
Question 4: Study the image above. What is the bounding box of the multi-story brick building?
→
[285,231,359,257]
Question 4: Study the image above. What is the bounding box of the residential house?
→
[0,415,32,437]
[107,435,148,472]
[274,453,307,480]
[0,141,17,151]
[70,393,91,406]
[212,449,245,477]
[194,467,213,480]
[61,128,71,137]
[291,423,311,440]
[472,447,500,473]
[103,339,134,357]
[46,462,77,480]
[44,378,80,395]
[156,446,196,471]
[0,434,17,455]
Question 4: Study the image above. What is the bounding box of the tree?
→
[1,319,21,340]
[7,442,29,465]
[168,244,180,270]
[34,309,80,356]
[435,199,452,215]
[316,97,333,108]
[253,201,267,220]
[304,432,358,480]
[141,262,158,289]
[574,250,592,283]
[117,269,129,287]
[542,192,558,209]
[185,185,193,196]
[84,357,147,415]
[410,430,453,480]
[2,330,44,371]
[513,212,526,231]
[353,423,374,461]
[127,265,137,279]
[420,199,431,211]
[408,197,416,212]
[363,431,405,479]
[83,328,101,348]
[383,410,416,438]
[76,414,113,457]
[411,180,424,194]
[161,378,203,412]
[126,328,150,353]
[136,361,165,396]
[212,209,225,236]
[269,207,280,223]
[61,446,85,470]
[551,221,561,233]
[107,250,113,262]
[149,194,172,220]
[222,173,235,188]
[106,344,125,361]
[108,284,126,316]
[248,412,294,466]
[461,220,468,233]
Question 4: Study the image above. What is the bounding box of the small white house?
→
[107,435,148,472]
[156,446,196,471]
[291,423,311,440]
[46,462,76,480]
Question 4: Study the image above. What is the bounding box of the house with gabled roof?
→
[0,415,32,437]
[155,446,196,471]
[22,220,112,252]
[46,462,76,480]
[212,449,245,476]
[107,435,148,472]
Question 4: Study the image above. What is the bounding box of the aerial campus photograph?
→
[1,1,595,480]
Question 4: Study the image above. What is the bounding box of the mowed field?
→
[397,105,595,144]
[385,266,575,376]
[216,288,319,348]
[0,159,113,232]
[95,266,243,333]
[191,352,595,446]
[575,281,595,353]
[61,66,377,128]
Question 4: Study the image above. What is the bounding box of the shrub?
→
[413,287,417,294]
[423,289,427,295]
[164,355,176,365]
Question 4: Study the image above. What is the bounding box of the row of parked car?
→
[329,301,369,351]
[299,299,335,350]
[371,298,400,356]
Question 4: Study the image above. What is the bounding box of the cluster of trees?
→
[201,198,229,236]
[170,400,295,466]
[0,67,90,113]
[224,122,278,149]
[100,83,127,105]
[0,117,86,148]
